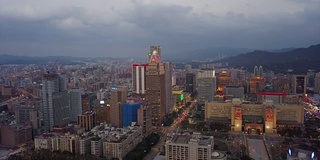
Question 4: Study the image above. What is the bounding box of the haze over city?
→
[1,0,320,58]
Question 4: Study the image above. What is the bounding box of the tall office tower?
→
[69,89,82,123]
[259,66,263,77]
[197,69,216,105]
[254,66,259,77]
[315,73,320,94]
[217,70,231,91]
[42,73,69,131]
[293,75,307,95]
[164,62,173,114]
[186,73,196,93]
[146,46,166,126]
[132,64,148,95]
[109,87,127,127]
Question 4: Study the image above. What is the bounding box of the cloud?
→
[0,0,319,58]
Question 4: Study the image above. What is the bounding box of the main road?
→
[143,102,195,160]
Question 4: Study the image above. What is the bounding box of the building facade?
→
[165,132,214,160]
[78,111,97,131]
[197,69,216,105]
[42,73,69,131]
[132,64,148,95]
[110,87,127,128]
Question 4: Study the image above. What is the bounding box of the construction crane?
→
[46,57,59,74]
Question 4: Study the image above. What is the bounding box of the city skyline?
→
[0,0,319,58]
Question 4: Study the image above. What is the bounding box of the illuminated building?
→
[132,64,148,95]
[217,71,231,91]
[110,87,127,128]
[249,77,265,94]
[146,46,166,126]
[293,75,307,95]
[205,99,304,134]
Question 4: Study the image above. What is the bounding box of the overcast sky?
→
[0,0,319,58]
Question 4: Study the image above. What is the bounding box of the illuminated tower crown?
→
[148,46,161,63]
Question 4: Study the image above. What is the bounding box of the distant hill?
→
[164,47,254,61]
[220,44,320,73]
[0,55,121,65]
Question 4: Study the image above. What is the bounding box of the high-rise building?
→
[249,78,265,94]
[69,89,82,122]
[146,46,166,126]
[217,71,231,91]
[259,66,263,77]
[197,69,216,105]
[110,87,127,127]
[15,106,40,129]
[164,62,173,114]
[165,133,214,160]
[254,66,259,77]
[78,111,96,131]
[122,101,142,127]
[293,75,307,95]
[253,66,263,77]
[42,73,69,131]
[137,103,152,137]
[132,64,148,95]
[186,73,196,93]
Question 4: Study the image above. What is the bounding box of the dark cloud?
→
[0,0,319,58]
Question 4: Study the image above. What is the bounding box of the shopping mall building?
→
[205,99,304,134]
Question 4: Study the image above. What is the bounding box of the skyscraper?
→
[254,66,259,77]
[259,66,263,77]
[69,89,82,123]
[109,87,127,127]
[197,69,216,105]
[42,73,69,131]
[164,62,173,114]
[146,46,166,126]
[132,64,148,95]
[186,73,196,93]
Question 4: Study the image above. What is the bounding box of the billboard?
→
[265,109,274,122]
[234,107,242,120]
